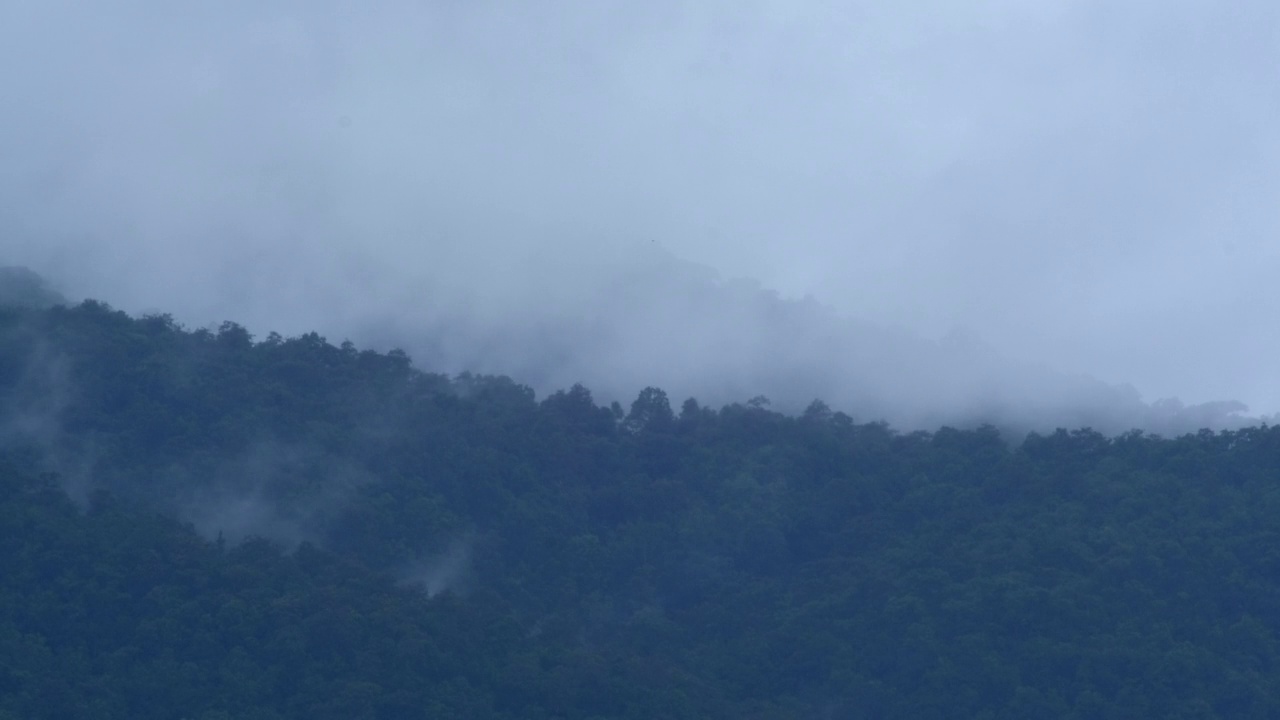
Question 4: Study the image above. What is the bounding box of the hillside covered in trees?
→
[2,298,1279,719]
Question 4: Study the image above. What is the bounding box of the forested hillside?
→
[2,300,1279,718]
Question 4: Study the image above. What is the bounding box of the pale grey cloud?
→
[2,1,1276,425]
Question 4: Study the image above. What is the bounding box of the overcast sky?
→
[2,1,1278,418]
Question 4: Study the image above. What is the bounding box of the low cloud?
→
[3,1,1277,430]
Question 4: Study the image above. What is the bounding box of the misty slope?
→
[333,247,1256,437]
[3,298,1280,718]
[8,255,1256,435]
[0,464,565,720]
[0,266,66,309]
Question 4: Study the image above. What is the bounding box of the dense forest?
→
[2,296,1279,718]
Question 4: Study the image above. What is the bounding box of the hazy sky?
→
[2,1,1278,416]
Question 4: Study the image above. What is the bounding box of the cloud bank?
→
[2,1,1277,428]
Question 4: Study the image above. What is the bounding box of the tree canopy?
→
[1,300,1278,718]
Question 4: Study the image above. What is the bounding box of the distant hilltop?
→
[0,266,67,309]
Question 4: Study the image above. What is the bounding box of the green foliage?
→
[0,301,1279,718]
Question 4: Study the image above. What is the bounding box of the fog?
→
[3,1,1277,431]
